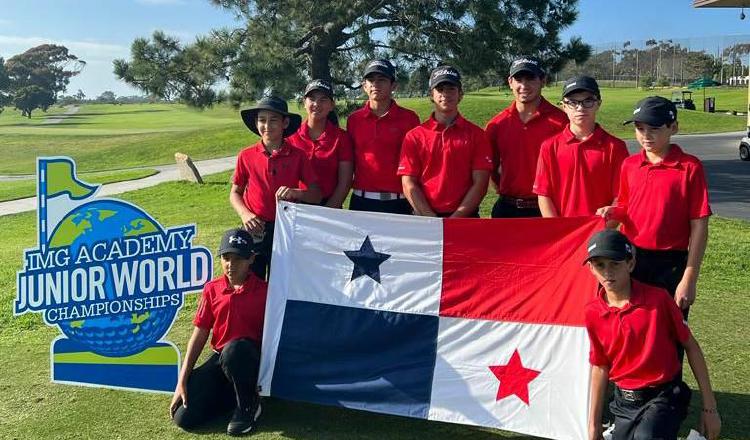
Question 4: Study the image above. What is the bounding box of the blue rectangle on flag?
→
[270,300,438,418]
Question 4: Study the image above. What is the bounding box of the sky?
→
[0,0,748,97]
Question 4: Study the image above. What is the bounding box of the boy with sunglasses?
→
[533,76,628,218]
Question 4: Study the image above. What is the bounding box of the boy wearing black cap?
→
[583,229,720,440]
[232,96,322,279]
[597,96,711,314]
[347,59,420,214]
[398,65,492,217]
[485,56,567,218]
[171,228,268,436]
[533,76,628,217]
[287,79,354,208]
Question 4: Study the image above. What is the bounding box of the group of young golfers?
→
[168,56,721,440]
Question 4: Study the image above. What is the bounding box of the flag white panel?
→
[428,317,590,440]
[281,203,444,316]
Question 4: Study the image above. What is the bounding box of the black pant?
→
[251,222,275,281]
[490,197,541,218]
[632,247,689,319]
[348,193,412,215]
[173,339,261,431]
[609,381,691,440]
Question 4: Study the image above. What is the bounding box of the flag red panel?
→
[441,216,602,326]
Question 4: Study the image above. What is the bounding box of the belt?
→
[352,189,405,201]
[500,195,538,209]
[616,381,677,403]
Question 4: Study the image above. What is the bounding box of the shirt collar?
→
[258,141,293,158]
[299,120,334,141]
[561,124,603,145]
[220,273,257,295]
[424,112,466,131]
[510,96,555,121]
[638,144,684,168]
[596,280,643,317]
[364,99,399,119]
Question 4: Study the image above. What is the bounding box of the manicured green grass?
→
[0,172,748,439]
[0,168,158,202]
[1,86,746,175]
[0,103,254,175]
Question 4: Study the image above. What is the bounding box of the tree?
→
[0,59,10,114]
[115,0,589,106]
[4,44,85,117]
[97,90,117,103]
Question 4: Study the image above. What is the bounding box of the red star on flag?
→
[489,349,541,405]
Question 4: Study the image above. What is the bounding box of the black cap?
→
[362,59,396,81]
[304,79,334,99]
[562,75,600,99]
[509,56,545,78]
[429,65,462,89]
[218,228,258,259]
[240,96,302,137]
[583,230,634,264]
[623,96,677,126]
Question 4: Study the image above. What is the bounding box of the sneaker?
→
[227,400,262,436]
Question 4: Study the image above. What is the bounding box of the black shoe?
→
[227,400,261,436]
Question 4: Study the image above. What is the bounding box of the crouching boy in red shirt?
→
[584,230,720,440]
[170,228,267,436]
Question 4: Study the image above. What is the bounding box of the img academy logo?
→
[14,157,212,393]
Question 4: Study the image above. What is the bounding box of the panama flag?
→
[260,202,601,440]
[37,157,99,251]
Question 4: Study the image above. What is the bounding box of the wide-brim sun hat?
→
[240,96,302,137]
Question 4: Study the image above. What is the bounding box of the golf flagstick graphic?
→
[37,158,99,254]
[16,157,212,393]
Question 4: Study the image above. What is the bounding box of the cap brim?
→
[562,86,599,98]
[304,87,334,98]
[218,246,254,258]
[582,250,629,265]
[510,67,544,78]
[622,115,668,126]
[363,69,395,81]
[431,79,461,89]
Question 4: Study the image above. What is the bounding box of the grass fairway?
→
[0,168,158,202]
[0,86,745,175]
[0,172,748,439]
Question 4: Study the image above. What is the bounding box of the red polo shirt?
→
[585,280,691,390]
[615,144,711,250]
[347,100,421,193]
[233,141,318,222]
[485,97,567,198]
[287,120,353,199]
[533,124,629,217]
[194,274,268,351]
[398,113,493,213]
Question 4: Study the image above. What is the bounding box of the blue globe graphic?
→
[48,200,179,357]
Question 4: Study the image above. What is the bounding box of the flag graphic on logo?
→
[260,203,600,440]
[15,157,212,393]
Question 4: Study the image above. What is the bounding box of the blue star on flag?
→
[344,235,391,283]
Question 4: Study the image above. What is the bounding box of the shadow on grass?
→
[174,393,750,439]
[185,398,541,439]
[683,390,750,439]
